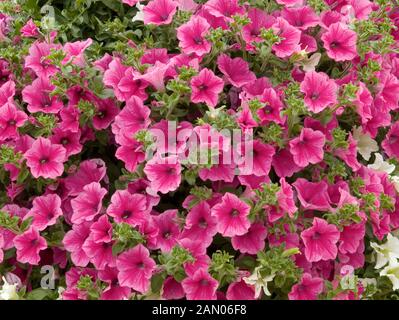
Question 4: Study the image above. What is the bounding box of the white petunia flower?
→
[132,2,145,22]
[353,127,378,161]
[370,233,399,269]
[0,277,19,300]
[380,259,399,291]
[367,153,395,175]
[243,267,275,298]
[390,176,399,193]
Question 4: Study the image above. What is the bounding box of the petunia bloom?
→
[272,17,301,58]
[24,137,67,179]
[211,192,251,237]
[321,22,357,62]
[289,128,325,167]
[0,101,28,141]
[300,71,337,113]
[116,244,156,293]
[13,227,47,265]
[177,16,211,56]
[190,68,224,107]
[181,269,218,300]
[24,194,63,231]
[301,217,340,262]
[217,54,256,88]
[143,0,177,26]
[288,273,324,300]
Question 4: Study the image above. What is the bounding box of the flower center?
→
[136,262,145,269]
[40,157,49,164]
[198,218,208,229]
[163,231,171,239]
[330,41,340,49]
[311,92,319,100]
[231,209,240,217]
[200,279,209,286]
[122,210,132,219]
[312,231,321,240]
[7,119,16,126]
[193,36,203,45]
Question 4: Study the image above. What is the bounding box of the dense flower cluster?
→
[0,0,399,300]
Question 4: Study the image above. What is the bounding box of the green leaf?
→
[151,272,166,293]
[20,217,33,232]
[26,288,51,300]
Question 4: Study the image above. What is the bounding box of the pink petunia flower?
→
[204,0,244,22]
[20,19,39,37]
[211,192,251,237]
[231,222,267,254]
[288,273,324,300]
[281,6,319,30]
[226,277,256,300]
[242,8,275,45]
[293,178,331,211]
[13,227,47,265]
[177,16,211,56]
[107,190,148,226]
[24,194,63,231]
[83,235,115,270]
[321,22,357,62]
[161,276,185,300]
[22,76,64,114]
[180,201,217,249]
[63,222,92,267]
[272,17,301,58]
[143,0,177,26]
[98,267,131,300]
[289,128,325,168]
[190,68,224,107]
[338,222,365,255]
[154,209,180,252]
[116,244,156,293]
[382,122,399,159]
[112,96,151,144]
[301,217,340,262]
[0,101,28,141]
[92,98,119,130]
[144,155,182,194]
[115,137,145,173]
[241,139,275,176]
[300,71,337,113]
[90,215,113,244]
[24,137,67,179]
[24,42,61,78]
[181,269,218,300]
[272,148,302,178]
[71,182,107,224]
[50,127,82,158]
[63,39,93,67]
[122,0,140,6]
[277,178,297,217]
[217,54,256,87]
[276,0,303,6]
[257,87,285,125]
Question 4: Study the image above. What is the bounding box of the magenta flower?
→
[115,138,145,173]
[300,71,337,113]
[181,269,218,300]
[272,148,301,178]
[257,88,285,125]
[272,17,301,58]
[24,42,60,78]
[338,222,365,255]
[144,155,182,194]
[211,192,251,237]
[281,6,319,30]
[231,222,267,254]
[20,19,39,38]
[288,273,324,300]
[217,54,256,88]
[107,190,148,226]
[277,178,297,218]
[112,96,151,144]
[180,201,217,248]
[24,194,62,231]
[13,227,47,265]
[382,122,399,159]
[242,8,275,45]
[98,267,131,300]
[162,276,185,300]
[321,22,357,62]
[71,182,107,224]
[293,178,331,211]
[0,79,15,106]
[143,0,177,26]
[246,139,275,176]
[122,0,139,6]
[92,98,119,130]
[83,235,115,270]
[22,77,64,114]
[90,215,113,244]
[24,137,67,179]
[226,278,256,300]
[177,16,211,56]
[190,68,224,107]
[154,209,180,252]
[63,222,92,267]
[204,0,244,22]
[116,244,156,293]
[50,127,82,158]
[0,101,28,141]
[289,128,325,168]
[301,217,340,262]
[63,39,92,67]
